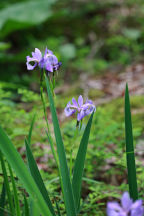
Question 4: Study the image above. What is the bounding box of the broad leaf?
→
[0,0,56,37]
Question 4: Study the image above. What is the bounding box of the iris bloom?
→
[107,192,144,216]
[26,48,61,72]
[64,95,96,121]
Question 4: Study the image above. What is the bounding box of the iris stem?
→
[52,72,55,89]
[40,71,59,167]
[43,73,65,207]
[40,71,65,203]
[70,127,79,180]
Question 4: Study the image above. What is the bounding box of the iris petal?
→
[64,106,76,117]
[26,56,38,70]
[72,98,78,107]
[26,48,61,72]
[78,95,83,107]
[45,61,53,72]
[121,192,132,211]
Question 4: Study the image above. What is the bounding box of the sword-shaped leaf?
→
[25,139,56,215]
[72,113,94,211]
[45,75,76,216]
[125,84,138,200]
[0,125,52,216]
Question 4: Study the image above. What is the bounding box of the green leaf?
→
[0,125,52,216]
[125,84,138,200]
[45,75,76,216]
[25,139,56,216]
[24,195,29,216]
[29,198,40,216]
[0,182,6,216]
[27,114,36,145]
[8,164,21,216]
[0,152,15,215]
[0,0,56,37]
[55,199,62,216]
[40,83,59,166]
[72,113,94,211]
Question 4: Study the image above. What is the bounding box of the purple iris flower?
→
[107,192,144,216]
[26,48,61,72]
[64,95,96,121]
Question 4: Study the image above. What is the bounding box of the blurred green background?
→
[1,0,144,85]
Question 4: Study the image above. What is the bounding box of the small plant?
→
[0,48,143,215]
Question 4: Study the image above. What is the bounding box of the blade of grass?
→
[55,199,61,216]
[25,139,56,216]
[45,176,102,186]
[0,152,15,215]
[0,182,6,216]
[72,113,94,211]
[24,194,29,216]
[0,125,52,216]
[45,75,76,216]
[125,83,138,200]
[8,164,21,216]
[27,114,36,145]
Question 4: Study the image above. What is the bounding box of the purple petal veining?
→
[64,95,96,121]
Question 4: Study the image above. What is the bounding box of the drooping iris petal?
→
[107,202,124,216]
[53,62,62,71]
[26,48,42,70]
[26,56,38,70]
[45,59,54,72]
[43,49,61,72]
[64,102,76,117]
[131,200,143,209]
[85,107,93,116]
[49,55,58,65]
[107,210,122,216]
[85,99,93,104]
[131,200,144,216]
[77,110,85,121]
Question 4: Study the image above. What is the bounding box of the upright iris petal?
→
[78,95,83,107]
[64,95,96,121]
